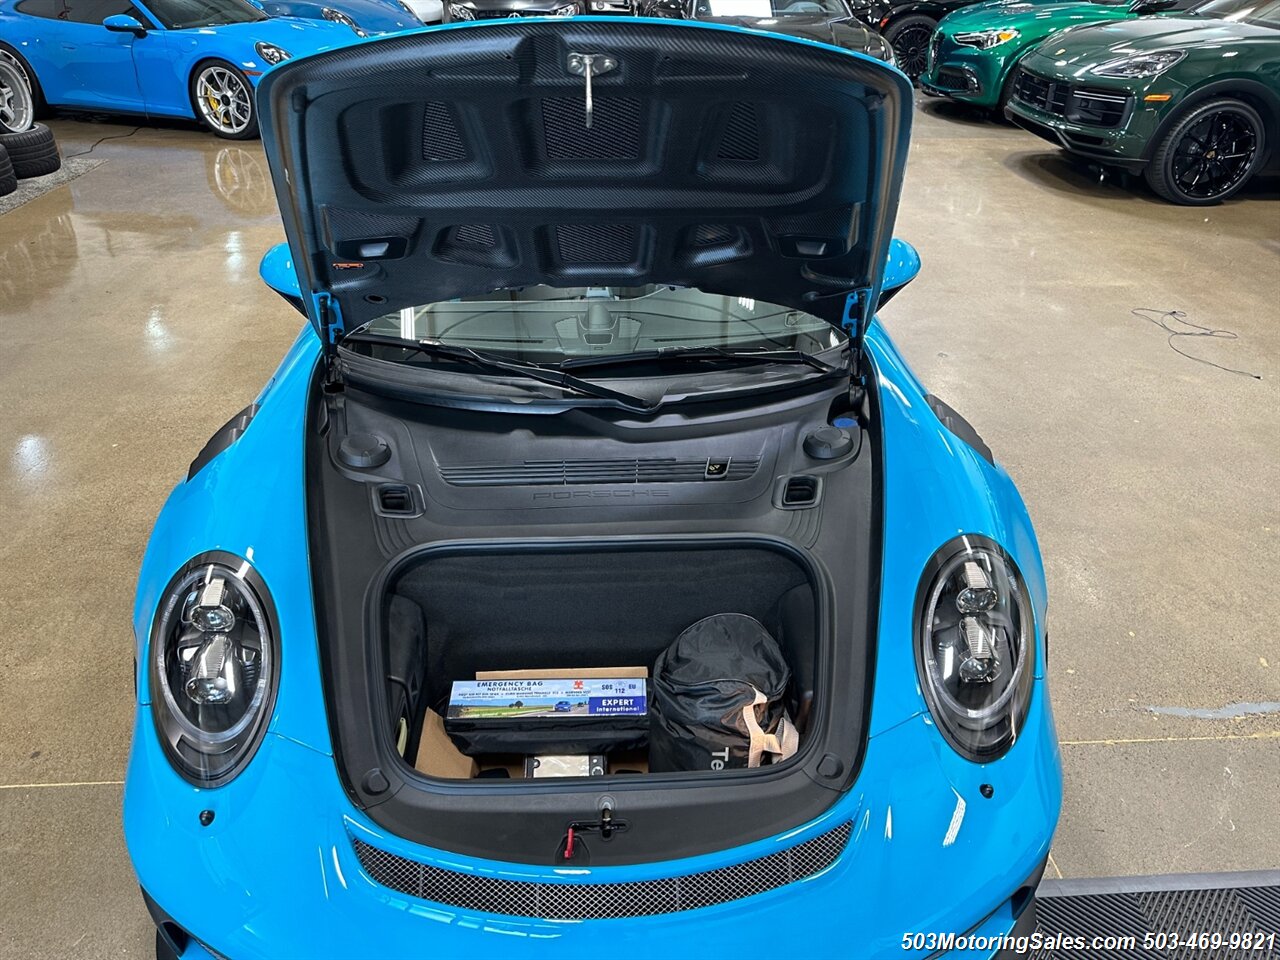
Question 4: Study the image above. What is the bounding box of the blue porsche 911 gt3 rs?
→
[0,0,361,137]
[124,18,1062,959]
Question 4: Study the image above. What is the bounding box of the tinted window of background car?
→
[57,0,147,22]
[14,0,67,19]
[142,0,266,27]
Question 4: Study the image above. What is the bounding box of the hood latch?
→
[566,52,618,130]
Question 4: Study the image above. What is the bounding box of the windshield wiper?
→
[559,345,841,374]
[340,332,660,413]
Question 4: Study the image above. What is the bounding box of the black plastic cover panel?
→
[257,20,912,337]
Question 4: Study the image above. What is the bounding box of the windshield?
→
[355,285,844,367]
[142,0,265,27]
[1186,0,1280,20]
[691,0,850,18]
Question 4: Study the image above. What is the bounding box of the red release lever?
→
[563,827,576,860]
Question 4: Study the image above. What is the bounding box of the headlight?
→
[321,5,357,24]
[150,553,278,786]
[254,41,291,65]
[915,536,1034,762]
[1092,49,1185,78]
[953,28,1019,50]
[448,1,475,17]
[553,2,577,13]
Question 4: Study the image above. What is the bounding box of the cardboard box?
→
[415,709,478,780]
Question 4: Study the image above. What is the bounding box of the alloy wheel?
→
[890,24,933,81]
[0,58,35,134]
[1170,108,1258,202]
[194,65,253,137]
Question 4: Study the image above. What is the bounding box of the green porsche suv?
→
[921,0,1198,112]
[1003,0,1280,203]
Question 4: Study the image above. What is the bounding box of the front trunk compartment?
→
[388,539,820,780]
[307,373,880,866]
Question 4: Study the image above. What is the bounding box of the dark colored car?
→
[553,701,572,711]
[445,0,579,18]
[1005,0,1280,203]
[860,0,987,79]
[634,0,896,63]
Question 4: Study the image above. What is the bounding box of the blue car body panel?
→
[127,317,1061,958]
[261,0,427,34]
[0,1,357,119]
[125,21,1060,956]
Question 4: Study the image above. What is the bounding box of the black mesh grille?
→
[556,223,637,264]
[1068,88,1130,128]
[440,456,762,486]
[1012,69,1130,129]
[542,96,642,160]
[422,102,467,161]
[352,821,852,919]
[717,102,760,161]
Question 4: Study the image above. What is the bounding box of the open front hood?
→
[257,19,912,349]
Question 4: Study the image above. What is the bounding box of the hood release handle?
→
[567,52,617,129]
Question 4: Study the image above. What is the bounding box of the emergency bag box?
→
[444,670,648,756]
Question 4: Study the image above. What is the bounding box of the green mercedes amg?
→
[921,0,1198,112]
[1002,0,1280,203]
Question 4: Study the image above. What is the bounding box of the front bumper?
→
[124,682,1060,959]
[920,42,1008,108]
[1003,68,1168,170]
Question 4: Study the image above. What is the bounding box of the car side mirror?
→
[879,238,920,308]
[103,13,147,36]
[260,243,305,312]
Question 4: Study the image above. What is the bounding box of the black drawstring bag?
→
[649,614,799,773]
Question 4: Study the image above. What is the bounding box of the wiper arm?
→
[340,332,661,413]
[560,345,840,374]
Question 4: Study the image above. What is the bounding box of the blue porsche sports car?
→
[0,0,360,137]
[124,18,1062,960]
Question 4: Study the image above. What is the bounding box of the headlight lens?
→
[321,5,356,24]
[915,536,1034,762]
[1092,49,1185,78]
[150,554,278,786]
[254,41,291,65]
[448,2,475,17]
[953,28,1019,50]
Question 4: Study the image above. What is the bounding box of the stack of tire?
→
[0,124,62,198]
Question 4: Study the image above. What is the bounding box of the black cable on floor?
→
[60,125,143,160]
[1131,307,1262,380]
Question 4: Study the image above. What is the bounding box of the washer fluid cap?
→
[804,426,855,460]
[339,433,391,469]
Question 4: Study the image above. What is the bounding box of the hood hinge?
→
[843,288,871,366]
[316,292,346,382]
[317,292,345,345]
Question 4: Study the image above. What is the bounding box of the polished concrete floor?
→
[1,105,1277,957]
